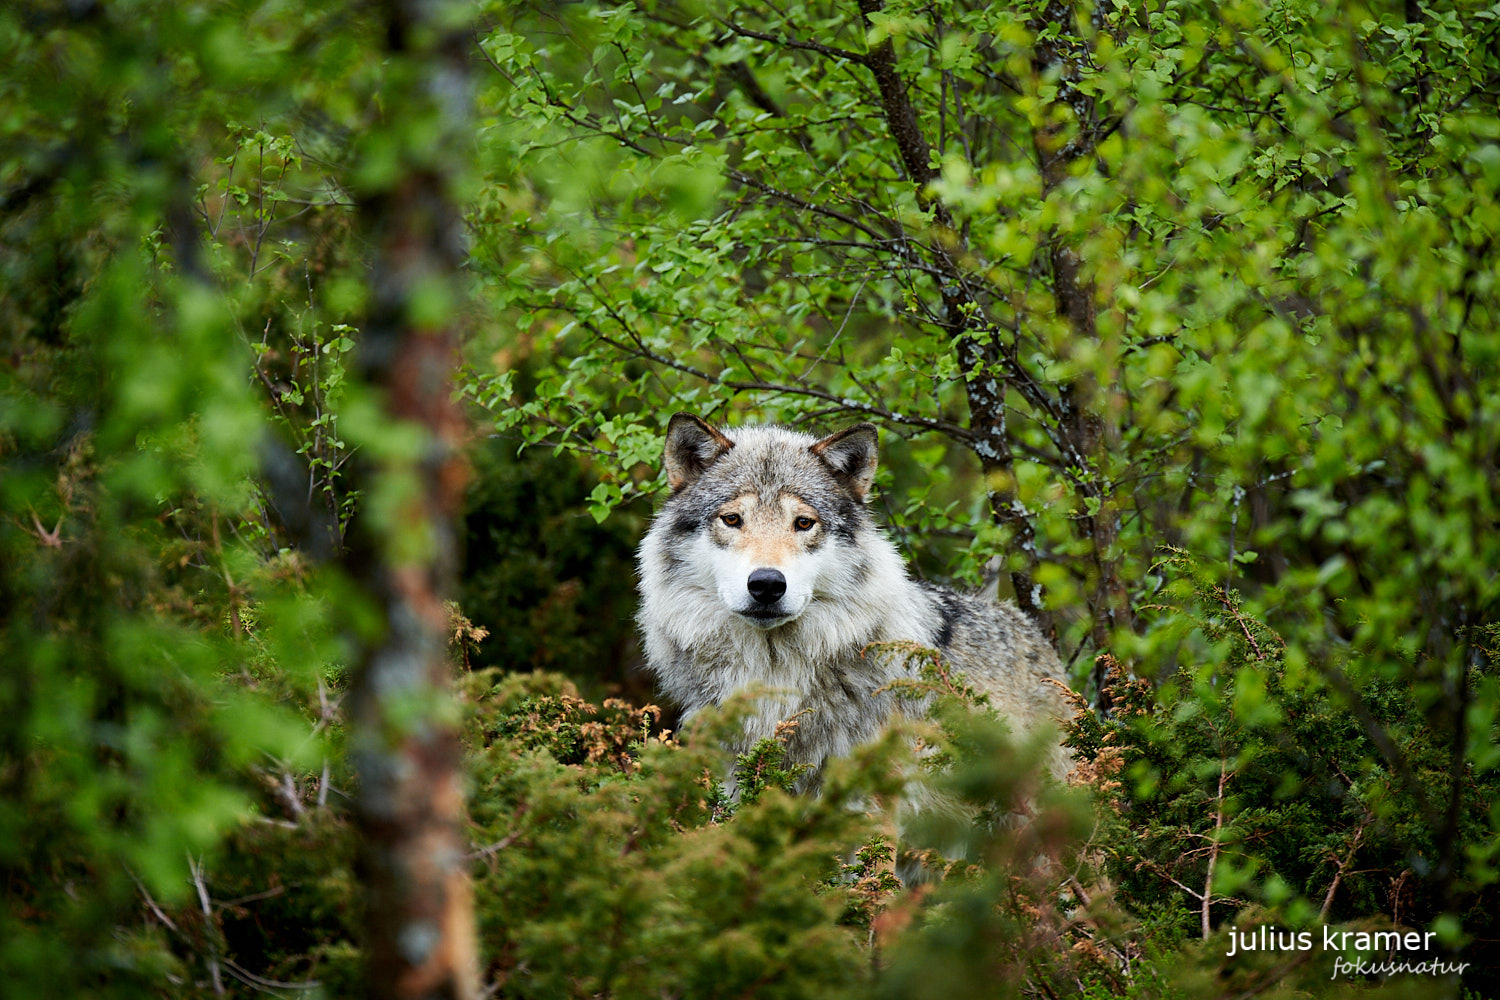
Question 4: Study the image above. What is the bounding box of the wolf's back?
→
[917,583,1074,777]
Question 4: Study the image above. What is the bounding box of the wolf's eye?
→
[794,516,816,531]
[720,513,742,528]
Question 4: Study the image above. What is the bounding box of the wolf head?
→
[647,413,880,630]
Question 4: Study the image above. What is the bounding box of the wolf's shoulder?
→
[912,579,1042,644]
[911,579,1070,736]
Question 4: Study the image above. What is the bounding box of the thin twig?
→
[222,958,323,993]
[129,869,180,934]
[1202,758,1230,940]
[189,855,226,996]
[1319,809,1374,920]
[720,20,868,64]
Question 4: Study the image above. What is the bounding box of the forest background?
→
[3,0,1499,998]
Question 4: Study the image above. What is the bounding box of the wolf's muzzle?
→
[746,567,787,605]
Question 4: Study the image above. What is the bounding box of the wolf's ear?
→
[663,412,734,491]
[810,423,878,499]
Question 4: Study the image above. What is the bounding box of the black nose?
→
[747,568,787,605]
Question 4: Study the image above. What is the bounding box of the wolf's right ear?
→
[663,413,734,491]
[810,423,878,499]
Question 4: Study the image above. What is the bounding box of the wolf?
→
[636,413,1073,792]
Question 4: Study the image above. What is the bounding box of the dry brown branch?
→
[1202,758,1228,940]
[1319,808,1376,920]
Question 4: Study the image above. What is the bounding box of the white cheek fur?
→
[707,540,838,618]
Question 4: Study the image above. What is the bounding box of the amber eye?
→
[720,513,743,528]
[794,516,816,531]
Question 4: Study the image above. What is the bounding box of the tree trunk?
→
[1031,1,1133,662]
[344,3,480,998]
[854,0,1050,632]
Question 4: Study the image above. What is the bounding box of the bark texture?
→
[345,3,480,998]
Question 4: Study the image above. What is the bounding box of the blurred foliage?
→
[0,1,367,994]
[2,0,1498,997]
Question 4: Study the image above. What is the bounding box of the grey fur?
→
[637,414,1073,791]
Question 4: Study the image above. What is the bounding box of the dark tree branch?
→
[725,167,895,241]
[852,0,1051,630]
[579,319,973,440]
[721,20,869,65]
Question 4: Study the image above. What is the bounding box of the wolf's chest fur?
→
[654,614,920,776]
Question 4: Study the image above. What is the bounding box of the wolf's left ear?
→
[663,412,735,491]
[810,423,879,499]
